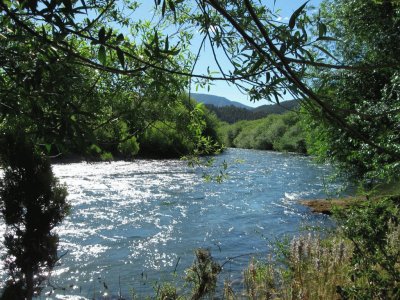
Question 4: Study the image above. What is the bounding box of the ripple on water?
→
[0,149,349,297]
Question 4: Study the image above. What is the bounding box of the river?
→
[0,148,348,299]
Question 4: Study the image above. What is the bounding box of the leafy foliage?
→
[138,99,222,158]
[185,249,221,300]
[0,133,69,299]
[303,0,400,183]
[219,111,307,153]
[334,196,400,299]
[0,11,221,160]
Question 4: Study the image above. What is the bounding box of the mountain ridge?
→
[191,93,252,109]
[191,93,300,123]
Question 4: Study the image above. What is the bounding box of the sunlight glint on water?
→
[0,149,348,298]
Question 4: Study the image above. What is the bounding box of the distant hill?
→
[191,93,251,109]
[204,105,256,123]
[204,99,301,123]
[251,99,300,115]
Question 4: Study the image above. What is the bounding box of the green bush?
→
[218,111,306,153]
[275,124,307,153]
[100,151,114,161]
[186,249,221,300]
[334,196,400,299]
[118,136,140,159]
[87,144,102,157]
[139,121,193,158]
[0,133,69,299]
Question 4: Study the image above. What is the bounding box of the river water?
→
[0,148,348,299]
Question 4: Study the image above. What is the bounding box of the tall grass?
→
[235,234,353,300]
[224,196,400,300]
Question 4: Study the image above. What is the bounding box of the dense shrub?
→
[118,136,140,158]
[138,121,193,157]
[333,196,400,299]
[218,111,307,153]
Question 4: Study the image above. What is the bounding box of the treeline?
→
[218,111,306,154]
[205,99,299,123]
[138,101,221,158]
[205,105,267,123]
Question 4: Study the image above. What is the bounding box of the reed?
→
[237,234,352,300]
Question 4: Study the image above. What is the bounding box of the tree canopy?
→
[303,0,400,182]
[2,0,398,163]
[1,0,400,297]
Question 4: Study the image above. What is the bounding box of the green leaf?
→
[116,33,124,43]
[98,27,106,43]
[98,45,106,65]
[318,23,327,37]
[168,0,176,12]
[45,144,52,153]
[164,35,169,51]
[168,0,177,20]
[106,28,112,40]
[313,44,340,62]
[154,31,159,46]
[3,0,12,8]
[169,42,181,55]
[249,57,264,74]
[116,47,125,68]
[162,0,166,17]
[289,1,309,30]
[279,43,287,54]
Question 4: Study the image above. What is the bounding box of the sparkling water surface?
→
[0,148,348,299]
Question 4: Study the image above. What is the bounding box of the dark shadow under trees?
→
[0,133,69,300]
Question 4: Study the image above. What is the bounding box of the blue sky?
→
[116,1,322,107]
[191,0,322,107]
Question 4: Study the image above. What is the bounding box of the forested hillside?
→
[206,99,300,123]
[218,111,306,153]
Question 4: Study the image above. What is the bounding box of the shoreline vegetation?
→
[1,0,400,298]
[301,181,400,215]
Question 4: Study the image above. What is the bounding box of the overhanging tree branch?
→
[202,0,400,159]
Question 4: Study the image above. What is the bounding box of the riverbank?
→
[300,196,367,215]
[300,180,400,214]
